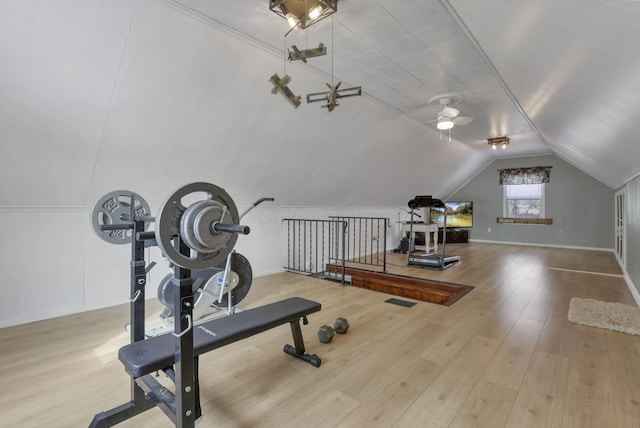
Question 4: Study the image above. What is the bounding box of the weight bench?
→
[119,297,321,376]
[91,297,321,427]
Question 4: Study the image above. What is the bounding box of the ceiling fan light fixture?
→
[488,136,509,150]
[270,0,338,32]
[437,116,454,130]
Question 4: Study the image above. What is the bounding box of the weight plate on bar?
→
[180,200,211,253]
[214,252,253,306]
[155,182,239,269]
[180,200,234,253]
[91,190,151,245]
[191,201,235,251]
[158,270,217,319]
[158,252,252,317]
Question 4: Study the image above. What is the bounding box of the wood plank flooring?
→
[1,242,638,427]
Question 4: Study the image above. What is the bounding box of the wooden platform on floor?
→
[325,264,473,305]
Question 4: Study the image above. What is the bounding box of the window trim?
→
[496,183,553,225]
[502,183,546,219]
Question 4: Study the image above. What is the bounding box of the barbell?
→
[155,182,248,270]
[92,182,249,270]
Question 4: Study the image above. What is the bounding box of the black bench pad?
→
[119,297,321,378]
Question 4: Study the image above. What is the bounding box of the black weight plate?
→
[155,182,239,269]
[216,252,253,306]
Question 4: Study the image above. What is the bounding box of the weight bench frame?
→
[90,215,321,428]
[90,298,321,427]
[119,297,321,378]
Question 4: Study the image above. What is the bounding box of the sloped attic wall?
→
[0,0,490,326]
[0,0,490,208]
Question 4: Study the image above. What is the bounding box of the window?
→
[503,183,545,218]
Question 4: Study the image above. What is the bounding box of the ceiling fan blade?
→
[440,106,460,118]
[453,116,473,126]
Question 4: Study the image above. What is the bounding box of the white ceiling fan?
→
[427,94,473,140]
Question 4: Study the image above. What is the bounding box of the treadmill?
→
[406,195,461,270]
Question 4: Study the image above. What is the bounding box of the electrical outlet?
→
[488,227,491,233]
[559,230,563,237]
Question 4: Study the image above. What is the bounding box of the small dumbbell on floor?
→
[317,317,350,343]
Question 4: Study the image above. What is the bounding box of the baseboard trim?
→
[624,271,640,308]
[0,300,121,329]
[614,253,640,308]
[468,239,612,252]
[254,267,286,277]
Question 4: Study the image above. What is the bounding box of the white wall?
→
[0,204,403,328]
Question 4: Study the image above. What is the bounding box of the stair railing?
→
[328,216,390,272]
[281,219,348,284]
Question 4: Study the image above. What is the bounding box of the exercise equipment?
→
[155,252,253,329]
[317,317,350,343]
[91,190,152,244]
[146,190,273,338]
[88,183,321,428]
[153,194,273,336]
[156,182,244,270]
[406,196,461,270]
[334,317,350,333]
[120,298,322,378]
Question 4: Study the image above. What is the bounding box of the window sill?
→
[497,217,553,225]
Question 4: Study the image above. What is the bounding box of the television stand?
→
[438,229,469,244]
[401,222,439,252]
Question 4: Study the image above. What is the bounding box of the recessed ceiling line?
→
[439,0,553,151]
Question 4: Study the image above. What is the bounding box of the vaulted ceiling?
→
[1,0,638,208]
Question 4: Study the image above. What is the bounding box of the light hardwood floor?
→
[1,242,639,427]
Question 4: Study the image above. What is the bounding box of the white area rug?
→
[568,297,640,335]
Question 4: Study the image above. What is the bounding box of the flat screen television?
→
[431,201,473,229]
